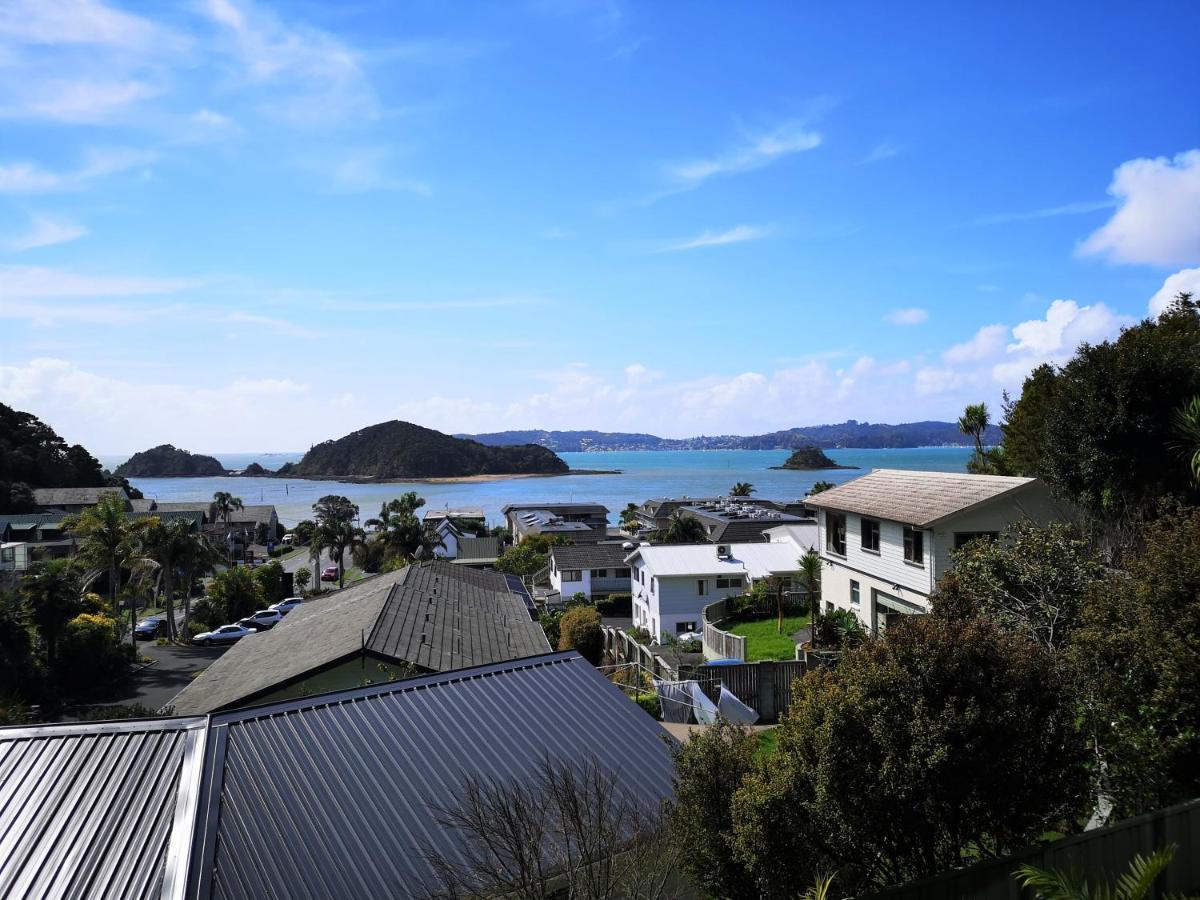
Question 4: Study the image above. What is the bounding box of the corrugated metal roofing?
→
[188,652,676,899]
[627,540,806,578]
[0,717,207,900]
[802,468,1039,527]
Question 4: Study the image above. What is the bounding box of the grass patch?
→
[756,728,779,759]
[727,614,811,662]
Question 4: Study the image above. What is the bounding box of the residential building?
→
[31,486,130,514]
[626,537,810,640]
[0,541,30,573]
[422,505,487,528]
[803,469,1063,633]
[171,560,550,714]
[0,513,75,561]
[548,543,633,600]
[0,651,675,899]
[502,501,609,543]
[155,501,278,543]
[453,535,502,567]
[633,495,811,541]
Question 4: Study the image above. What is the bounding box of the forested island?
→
[771,446,858,470]
[462,419,1002,451]
[113,444,227,477]
[276,420,573,481]
[0,403,141,512]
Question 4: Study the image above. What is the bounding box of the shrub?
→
[626,626,652,645]
[267,546,282,558]
[294,566,312,593]
[558,605,603,664]
[813,608,867,649]
[634,693,661,719]
[56,613,127,690]
[252,560,286,604]
[539,610,562,647]
[596,593,632,616]
[207,567,264,623]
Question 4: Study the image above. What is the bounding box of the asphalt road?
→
[88,641,229,713]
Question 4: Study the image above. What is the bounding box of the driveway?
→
[86,642,229,714]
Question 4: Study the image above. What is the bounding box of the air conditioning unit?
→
[716,544,731,558]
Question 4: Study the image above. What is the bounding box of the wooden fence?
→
[601,626,678,680]
[683,659,808,722]
[701,598,746,660]
[861,797,1200,900]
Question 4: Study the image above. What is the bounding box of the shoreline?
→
[129,468,622,484]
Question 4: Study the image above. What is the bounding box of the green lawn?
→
[727,614,810,661]
[756,728,779,759]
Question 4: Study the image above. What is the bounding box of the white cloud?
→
[0,162,64,193]
[1079,149,1200,266]
[665,122,821,189]
[968,200,1113,227]
[992,299,1130,383]
[1149,268,1200,317]
[914,367,966,397]
[885,307,928,326]
[227,311,319,339]
[661,224,772,252]
[0,265,197,299]
[192,108,234,129]
[0,148,156,194]
[0,0,171,50]
[858,141,901,165]
[942,324,1008,364]
[326,149,430,195]
[8,215,88,251]
[20,78,161,123]
[624,363,661,386]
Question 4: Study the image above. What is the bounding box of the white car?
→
[192,624,255,646]
[269,597,305,615]
[239,609,284,631]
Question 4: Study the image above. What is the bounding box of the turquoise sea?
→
[101,447,974,528]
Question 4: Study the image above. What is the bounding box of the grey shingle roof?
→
[31,486,128,508]
[550,543,633,569]
[171,561,549,714]
[0,716,207,899]
[802,468,1039,527]
[188,652,676,899]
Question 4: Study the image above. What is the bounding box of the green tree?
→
[317,517,365,589]
[57,613,126,690]
[252,559,287,604]
[1015,844,1196,900]
[64,492,135,611]
[807,480,835,495]
[0,589,35,697]
[619,502,641,532]
[313,494,358,526]
[659,511,707,544]
[211,490,244,531]
[292,519,316,546]
[797,550,821,643]
[1175,395,1200,485]
[206,566,264,623]
[176,527,221,636]
[958,402,990,456]
[137,516,196,641]
[495,536,554,578]
[669,720,761,900]
[20,559,81,668]
[557,604,603,664]
[731,615,1088,895]
[294,566,311,594]
[731,482,755,496]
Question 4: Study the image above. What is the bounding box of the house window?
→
[826,512,847,556]
[616,567,631,578]
[903,527,924,565]
[860,518,880,553]
[676,621,697,634]
[697,579,709,596]
[1,548,13,564]
[953,531,999,550]
[591,569,608,578]
[715,576,743,589]
[562,569,582,581]
[850,579,860,605]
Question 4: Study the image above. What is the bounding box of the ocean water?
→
[102,447,974,527]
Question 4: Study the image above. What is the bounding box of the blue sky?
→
[0,0,1198,452]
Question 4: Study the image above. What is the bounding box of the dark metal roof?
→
[0,716,207,899]
[550,543,633,569]
[453,535,500,561]
[188,652,676,899]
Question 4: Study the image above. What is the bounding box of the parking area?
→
[86,642,230,713]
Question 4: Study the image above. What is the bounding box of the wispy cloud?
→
[884,307,929,326]
[660,224,773,252]
[858,140,901,165]
[326,148,430,195]
[323,295,549,312]
[0,0,176,51]
[0,148,156,194]
[226,311,320,339]
[664,122,821,191]
[0,265,198,298]
[17,78,162,124]
[965,200,1114,227]
[9,215,88,251]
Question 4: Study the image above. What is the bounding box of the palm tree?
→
[797,550,821,647]
[660,512,707,544]
[730,482,755,497]
[211,491,244,562]
[137,517,195,641]
[1175,396,1200,485]
[20,559,80,667]
[1014,844,1191,899]
[176,528,221,637]
[808,480,835,496]
[619,502,641,533]
[958,402,990,457]
[317,518,366,589]
[64,493,134,611]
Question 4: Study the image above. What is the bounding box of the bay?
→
[102,447,974,528]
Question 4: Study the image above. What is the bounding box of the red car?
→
[321,565,340,582]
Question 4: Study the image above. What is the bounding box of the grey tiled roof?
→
[0,717,207,899]
[189,652,676,899]
[31,486,128,508]
[130,497,156,512]
[550,543,633,569]
[803,468,1039,527]
[454,535,500,561]
[171,561,548,714]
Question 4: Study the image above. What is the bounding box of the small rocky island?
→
[113,444,227,477]
[276,420,573,481]
[771,445,858,470]
[239,462,274,476]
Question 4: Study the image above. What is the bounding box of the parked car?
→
[269,597,304,615]
[133,617,167,640]
[192,624,254,646]
[321,565,339,582]
[239,609,284,631]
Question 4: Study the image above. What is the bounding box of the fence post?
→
[759,661,776,721]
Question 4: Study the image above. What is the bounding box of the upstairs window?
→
[616,567,631,578]
[826,512,847,556]
[903,527,924,565]
[860,517,880,553]
[850,579,860,605]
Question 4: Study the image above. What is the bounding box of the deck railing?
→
[701,598,747,661]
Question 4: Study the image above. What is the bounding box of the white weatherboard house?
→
[804,469,1062,634]
[548,543,633,601]
[626,538,809,641]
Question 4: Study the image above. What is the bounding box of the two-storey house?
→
[548,543,633,601]
[803,469,1063,633]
